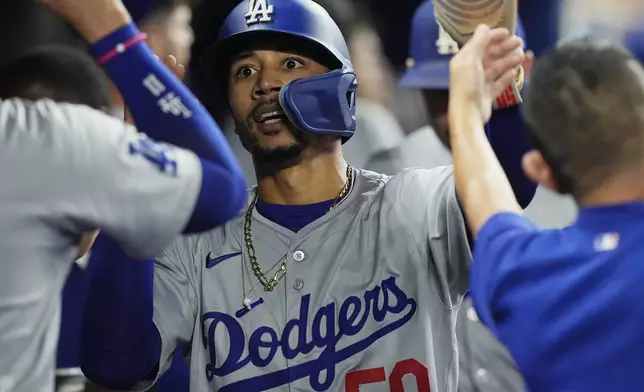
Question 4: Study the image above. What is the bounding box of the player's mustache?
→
[250,99,285,123]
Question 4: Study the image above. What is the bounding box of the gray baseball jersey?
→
[141,167,471,392]
[0,98,201,392]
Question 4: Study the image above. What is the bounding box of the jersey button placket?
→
[285,245,310,386]
[291,249,306,293]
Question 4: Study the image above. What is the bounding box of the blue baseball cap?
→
[400,0,526,90]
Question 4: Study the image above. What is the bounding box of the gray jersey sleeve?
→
[395,167,471,307]
[3,99,202,258]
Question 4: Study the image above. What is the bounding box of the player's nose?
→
[252,70,284,99]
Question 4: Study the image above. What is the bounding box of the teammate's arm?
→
[81,235,161,389]
[449,26,525,236]
[81,234,194,390]
[40,0,247,258]
[42,102,239,259]
[86,20,247,237]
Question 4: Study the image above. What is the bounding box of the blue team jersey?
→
[470,202,644,392]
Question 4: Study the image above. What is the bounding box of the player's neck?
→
[257,151,349,205]
[578,170,644,207]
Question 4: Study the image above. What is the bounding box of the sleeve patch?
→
[129,134,178,176]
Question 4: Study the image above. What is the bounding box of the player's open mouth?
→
[257,111,285,124]
[255,110,288,133]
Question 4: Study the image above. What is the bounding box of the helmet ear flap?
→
[279,70,357,139]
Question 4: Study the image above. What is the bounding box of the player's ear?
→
[522,150,560,193]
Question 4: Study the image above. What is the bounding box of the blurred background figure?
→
[561,0,644,39]
[127,0,194,66]
[0,2,85,68]
[109,0,194,118]
[315,0,409,175]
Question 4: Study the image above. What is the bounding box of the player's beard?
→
[235,115,312,178]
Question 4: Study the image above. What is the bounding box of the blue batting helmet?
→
[204,0,357,139]
[400,0,526,90]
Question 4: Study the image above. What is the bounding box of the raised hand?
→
[448,25,524,123]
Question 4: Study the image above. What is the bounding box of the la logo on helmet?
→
[245,0,274,25]
[436,22,459,55]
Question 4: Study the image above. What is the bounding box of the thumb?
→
[467,24,493,56]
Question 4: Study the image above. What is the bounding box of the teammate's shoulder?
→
[0,97,52,126]
[1,97,93,117]
[0,97,121,136]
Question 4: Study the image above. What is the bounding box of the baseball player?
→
[401,1,578,229]
[79,1,533,391]
[109,0,194,121]
[449,25,644,391]
[396,3,569,391]
[0,0,247,390]
[400,1,534,205]
[125,0,194,66]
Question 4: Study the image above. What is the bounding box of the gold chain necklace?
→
[243,166,353,292]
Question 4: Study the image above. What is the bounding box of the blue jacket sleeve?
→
[90,24,247,231]
[81,234,162,389]
[486,103,537,208]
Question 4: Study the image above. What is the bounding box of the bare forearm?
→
[450,100,521,236]
[72,8,131,44]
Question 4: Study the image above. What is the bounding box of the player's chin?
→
[253,121,299,148]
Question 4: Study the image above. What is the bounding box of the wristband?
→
[96,33,148,66]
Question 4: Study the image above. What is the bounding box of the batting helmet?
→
[204,0,357,139]
[399,0,526,90]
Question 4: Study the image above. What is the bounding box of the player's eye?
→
[283,58,305,70]
[235,66,258,79]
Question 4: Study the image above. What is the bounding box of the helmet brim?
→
[399,60,450,90]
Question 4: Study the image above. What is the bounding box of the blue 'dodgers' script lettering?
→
[200,275,417,391]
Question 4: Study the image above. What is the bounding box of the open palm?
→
[449,25,525,122]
